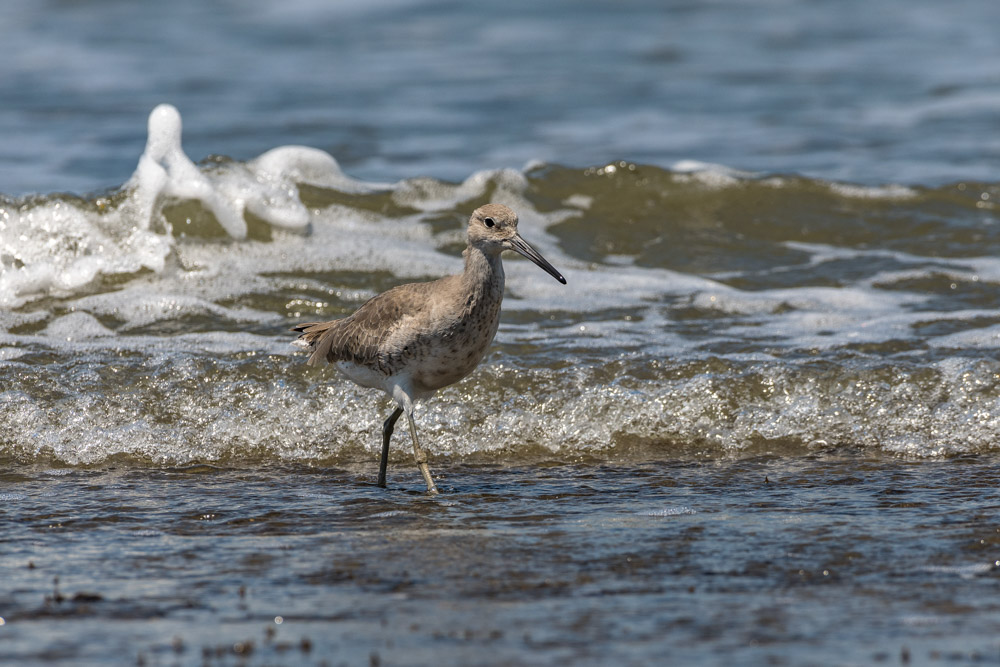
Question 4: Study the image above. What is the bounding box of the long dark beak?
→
[507,234,567,284]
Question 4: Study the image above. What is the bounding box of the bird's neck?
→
[462,245,505,299]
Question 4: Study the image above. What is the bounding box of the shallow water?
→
[3,1,1000,665]
[3,456,1000,666]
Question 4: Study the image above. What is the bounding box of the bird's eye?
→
[484,217,495,228]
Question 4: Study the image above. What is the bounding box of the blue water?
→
[2,0,999,196]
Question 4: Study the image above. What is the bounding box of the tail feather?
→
[290,321,339,367]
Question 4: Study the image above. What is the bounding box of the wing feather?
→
[291,281,436,368]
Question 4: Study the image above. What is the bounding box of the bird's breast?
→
[407,291,503,392]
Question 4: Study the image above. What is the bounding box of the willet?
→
[292,204,566,493]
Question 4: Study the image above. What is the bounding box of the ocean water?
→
[2,1,1000,665]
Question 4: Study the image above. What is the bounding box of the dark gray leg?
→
[378,407,404,488]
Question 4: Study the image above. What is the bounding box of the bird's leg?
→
[406,413,439,495]
[378,407,404,488]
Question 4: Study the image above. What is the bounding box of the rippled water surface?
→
[3,0,1000,664]
[3,457,1000,666]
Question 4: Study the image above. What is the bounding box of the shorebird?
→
[292,204,566,493]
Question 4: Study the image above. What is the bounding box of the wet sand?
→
[3,453,1000,665]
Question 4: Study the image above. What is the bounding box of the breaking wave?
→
[2,106,999,465]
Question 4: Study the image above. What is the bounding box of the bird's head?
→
[467,204,566,284]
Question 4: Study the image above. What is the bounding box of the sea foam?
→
[0,104,369,308]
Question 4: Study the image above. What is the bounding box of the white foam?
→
[826,181,917,200]
[216,145,395,231]
[930,323,1000,349]
[250,145,394,194]
[392,168,529,211]
[0,329,290,358]
[0,347,27,361]
[671,160,755,187]
[213,161,311,231]
[174,205,451,285]
[43,312,114,340]
[73,288,279,331]
[1,105,416,311]
[0,198,172,308]
[129,104,248,238]
[2,333,999,463]
[562,194,593,209]
[782,243,1000,291]
[368,510,410,518]
[921,563,996,579]
[669,163,919,201]
[127,105,396,238]
[640,507,696,517]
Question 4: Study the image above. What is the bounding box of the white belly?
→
[335,361,391,393]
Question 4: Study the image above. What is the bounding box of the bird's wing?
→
[291,282,433,368]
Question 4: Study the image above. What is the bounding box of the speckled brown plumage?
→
[292,259,503,392]
[291,203,566,493]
